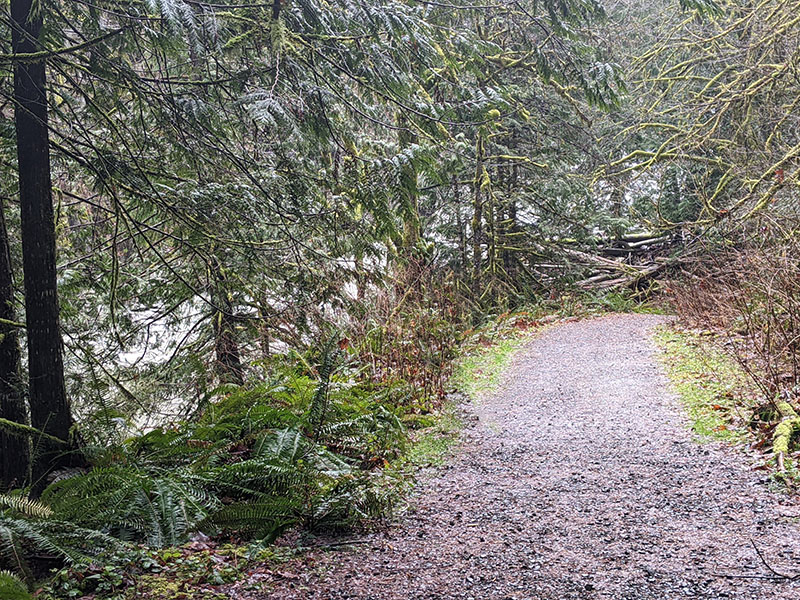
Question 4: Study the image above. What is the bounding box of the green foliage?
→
[0,347,417,586]
[773,418,800,456]
[0,501,125,577]
[0,494,52,519]
[678,0,721,15]
[42,466,215,547]
[0,570,31,600]
[0,0,709,594]
[39,543,272,600]
[400,403,462,469]
[577,291,667,315]
[657,165,704,225]
[308,336,341,438]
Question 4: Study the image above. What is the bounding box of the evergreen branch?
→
[0,318,25,329]
[0,28,126,63]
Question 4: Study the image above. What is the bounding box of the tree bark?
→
[471,133,485,295]
[210,257,244,385]
[397,117,420,258]
[0,195,29,490]
[454,177,468,274]
[12,0,76,494]
[392,114,422,294]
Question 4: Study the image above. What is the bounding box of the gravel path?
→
[255,314,800,599]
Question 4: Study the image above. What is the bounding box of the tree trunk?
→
[0,196,29,490]
[502,162,519,284]
[397,117,420,258]
[471,133,485,295]
[210,257,244,385]
[454,177,468,274]
[12,0,77,494]
[395,114,421,293]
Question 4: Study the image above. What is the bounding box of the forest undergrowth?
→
[664,218,800,488]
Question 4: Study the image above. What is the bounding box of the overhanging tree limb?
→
[0,28,126,63]
[0,418,69,447]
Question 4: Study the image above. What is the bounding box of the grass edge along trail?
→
[653,325,800,490]
[452,323,539,401]
[403,311,547,469]
[654,325,752,444]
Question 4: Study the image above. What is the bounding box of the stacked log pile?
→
[570,232,679,291]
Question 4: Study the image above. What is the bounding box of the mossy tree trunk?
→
[471,132,485,295]
[210,256,244,385]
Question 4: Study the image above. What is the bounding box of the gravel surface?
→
[251,314,800,599]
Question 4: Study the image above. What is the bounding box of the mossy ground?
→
[452,335,530,400]
[400,402,462,469]
[654,326,752,443]
[451,315,544,401]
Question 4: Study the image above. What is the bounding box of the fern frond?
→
[0,494,53,519]
[308,335,342,438]
[41,466,215,547]
[252,428,308,462]
[207,457,306,496]
[200,497,299,541]
[0,516,125,566]
[0,570,31,600]
[0,523,31,580]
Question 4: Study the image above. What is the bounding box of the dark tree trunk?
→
[454,177,468,274]
[12,0,77,494]
[393,115,422,293]
[211,258,244,385]
[502,162,519,284]
[258,304,271,360]
[0,196,29,490]
[397,117,420,258]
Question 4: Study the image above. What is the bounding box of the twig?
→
[750,539,800,581]
[716,573,787,581]
[312,539,371,549]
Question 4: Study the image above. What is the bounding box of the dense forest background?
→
[1,0,799,596]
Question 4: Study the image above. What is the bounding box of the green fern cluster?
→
[0,493,126,587]
[0,343,408,589]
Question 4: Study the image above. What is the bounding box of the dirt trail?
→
[255,314,800,599]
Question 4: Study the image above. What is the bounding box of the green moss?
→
[774,402,800,458]
[40,543,283,600]
[129,575,230,599]
[402,402,461,468]
[397,313,546,470]
[654,327,750,443]
[773,417,800,455]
